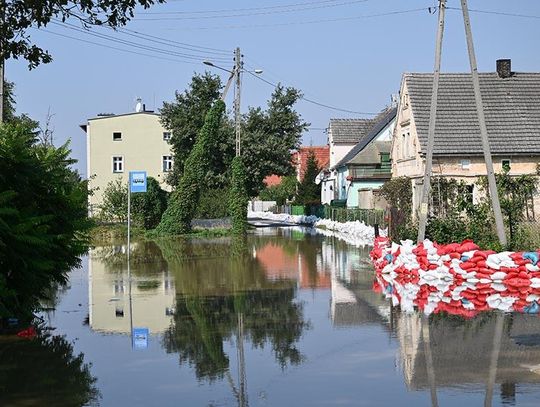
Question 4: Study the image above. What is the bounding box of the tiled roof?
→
[296,146,330,179]
[405,72,540,155]
[334,106,397,169]
[329,118,375,144]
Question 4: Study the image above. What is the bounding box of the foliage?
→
[131,177,168,229]
[241,85,309,197]
[259,175,298,206]
[295,151,321,205]
[194,188,230,219]
[99,178,127,223]
[229,156,249,235]
[379,176,413,216]
[0,123,91,320]
[160,72,233,188]
[2,0,165,68]
[156,100,226,235]
[0,331,100,405]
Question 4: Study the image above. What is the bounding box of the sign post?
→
[127,171,147,348]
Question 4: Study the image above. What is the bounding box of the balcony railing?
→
[349,166,391,180]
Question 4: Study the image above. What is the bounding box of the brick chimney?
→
[496,59,512,79]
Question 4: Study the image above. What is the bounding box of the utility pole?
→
[461,0,507,247]
[234,47,242,157]
[417,0,446,242]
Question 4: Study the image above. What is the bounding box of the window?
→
[113,132,122,141]
[163,155,173,172]
[112,156,123,173]
[502,159,511,171]
[461,159,471,170]
[380,153,391,168]
[163,132,171,142]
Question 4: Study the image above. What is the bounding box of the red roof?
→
[263,174,283,187]
[294,146,330,181]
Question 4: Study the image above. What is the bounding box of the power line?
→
[137,0,370,20]
[50,20,231,62]
[245,70,377,115]
[154,8,429,30]
[446,6,540,20]
[143,0,363,15]
[37,29,200,65]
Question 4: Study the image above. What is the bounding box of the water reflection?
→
[0,332,99,406]
[83,229,540,406]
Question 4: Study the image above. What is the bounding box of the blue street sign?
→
[129,171,147,193]
[132,327,149,349]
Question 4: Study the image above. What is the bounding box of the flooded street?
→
[3,228,540,406]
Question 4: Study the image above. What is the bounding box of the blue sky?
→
[6,0,540,176]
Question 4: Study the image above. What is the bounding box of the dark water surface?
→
[3,227,540,406]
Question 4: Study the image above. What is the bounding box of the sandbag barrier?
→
[370,237,540,317]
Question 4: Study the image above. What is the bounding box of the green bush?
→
[259,175,297,206]
[0,123,91,320]
[98,178,127,223]
[131,177,168,229]
[156,100,226,235]
[195,188,229,219]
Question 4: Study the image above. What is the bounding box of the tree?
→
[99,178,127,223]
[1,0,165,68]
[229,156,249,235]
[0,123,91,320]
[259,175,298,206]
[160,72,233,188]
[131,177,168,229]
[242,85,309,197]
[295,151,321,205]
[156,100,226,235]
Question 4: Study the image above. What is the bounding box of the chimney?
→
[496,59,512,79]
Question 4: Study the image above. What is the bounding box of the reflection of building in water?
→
[254,239,331,289]
[396,313,540,393]
[89,245,175,334]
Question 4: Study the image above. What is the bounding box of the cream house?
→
[392,60,540,215]
[81,105,173,214]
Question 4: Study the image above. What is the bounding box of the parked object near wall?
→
[371,236,540,317]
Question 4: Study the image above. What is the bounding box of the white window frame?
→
[162,155,173,172]
[112,132,122,141]
[461,159,471,170]
[112,156,124,173]
[163,132,172,142]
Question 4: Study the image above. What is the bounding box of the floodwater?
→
[2,228,540,406]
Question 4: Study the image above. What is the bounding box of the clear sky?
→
[6,0,540,176]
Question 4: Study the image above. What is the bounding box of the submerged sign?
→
[129,171,147,193]
[132,327,149,349]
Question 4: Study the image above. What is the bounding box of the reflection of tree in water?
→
[158,236,310,382]
[0,332,100,406]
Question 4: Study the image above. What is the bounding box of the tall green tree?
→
[1,0,165,68]
[295,151,321,205]
[242,85,309,197]
[0,123,91,320]
[156,100,226,235]
[2,80,39,128]
[160,72,234,188]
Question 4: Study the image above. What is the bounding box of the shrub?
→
[229,156,249,235]
[195,188,229,219]
[131,177,168,229]
[99,178,127,223]
[0,123,91,320]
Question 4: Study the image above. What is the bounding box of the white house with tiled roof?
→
[393,59,540,215]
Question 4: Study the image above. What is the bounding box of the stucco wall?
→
[86,113,172,212]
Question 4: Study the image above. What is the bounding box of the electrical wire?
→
[244,70,377,116]
[37,28,200,65]
[152,8,430,30]
[143,0,365,15]
[446,6,540,20]
[137,0,370,20]
[50,20,231,62]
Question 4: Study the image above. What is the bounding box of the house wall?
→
[86,113,173,213]
[330,143,356,168]
[392,80,540,215]
[350,181,386,208]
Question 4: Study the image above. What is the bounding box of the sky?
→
[6,0,540,176]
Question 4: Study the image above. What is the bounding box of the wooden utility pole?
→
[234,47,242,157]
[417,0,447,242]
[461,0,507,247]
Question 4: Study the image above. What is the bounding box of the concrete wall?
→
[85,112,173,212]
